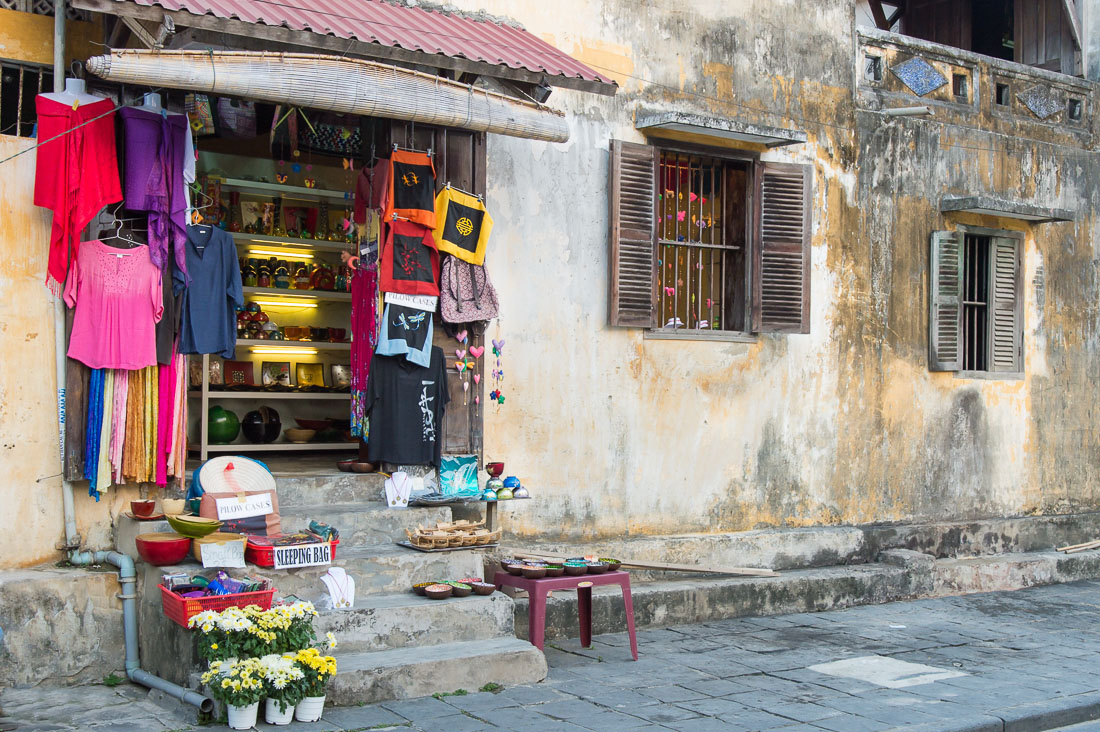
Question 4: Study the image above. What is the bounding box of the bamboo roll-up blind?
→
[86,50,570,143]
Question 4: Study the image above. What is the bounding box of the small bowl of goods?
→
[586,561,610,574]
[471,581,496,596]
[502,559,525,576]
[544,564,565,577]
[447,582,473,598]
[424,583,454,600]
[564,561,588,575]
[600,558,622,571]
[521,564,547,579]
[412,581,436,596]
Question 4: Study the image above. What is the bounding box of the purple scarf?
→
[119,107,189,279]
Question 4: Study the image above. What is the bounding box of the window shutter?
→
[754,162,812,334]
[989,236,1023,372]
[929,230,963,371]
[608,139,657,328]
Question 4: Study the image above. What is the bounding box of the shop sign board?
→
[215,493,273,521]
[273,542,332,570]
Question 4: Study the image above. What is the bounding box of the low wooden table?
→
[493,570,638,660]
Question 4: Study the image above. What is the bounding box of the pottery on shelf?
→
[207,405,240,444]
[496,487,514,500]
[512,486,530,499]
[447,582,472,598]
[284,428,316,443]
[241,406,281,443]
[424,583,453,600]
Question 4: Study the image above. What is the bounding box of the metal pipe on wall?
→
[54,0,79,551]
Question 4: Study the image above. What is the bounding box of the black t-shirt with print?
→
[365,345,450,467]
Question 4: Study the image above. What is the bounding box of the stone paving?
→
[8,580,1100,732]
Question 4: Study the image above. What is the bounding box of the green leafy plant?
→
[102,673,125,687]
[431,689,468,699]
[188,601,319,662]
[479,682,503,693]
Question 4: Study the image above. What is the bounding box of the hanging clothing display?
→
[433,187,494,266]
[375,302,434,367]
[33,96,123,293]
[365,345,449,467]
[119,107,190,277]
[177,225,244,359]
[354,158,389,224]
[379,220,440,296]
[84,369,106,499]
[384,150,436,228]
[64,240,164,370]
[155,265,182,366]
[350,265,379,439]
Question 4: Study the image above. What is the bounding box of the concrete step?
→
[327,636,547,706]
[511,549,1100,645]
[276,503,453,546]
[273,471,389,506]
[315,592,515,653]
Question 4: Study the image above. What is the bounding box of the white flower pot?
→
[227,701,259,730]
[295,694,326,722]
[264,697,295,725]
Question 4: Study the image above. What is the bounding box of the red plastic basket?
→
[159,584,276,628]
[245,536,339,568]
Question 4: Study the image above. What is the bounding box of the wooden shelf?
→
[232,232,354,253]
[198,442,357,453]
[218,177,351,202]
[189,391,349,400]
[237,339,351,351]
[243,286,352,302]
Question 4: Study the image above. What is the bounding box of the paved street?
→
[8,580,1100,732]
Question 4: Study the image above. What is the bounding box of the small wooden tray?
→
[396,541,500,553]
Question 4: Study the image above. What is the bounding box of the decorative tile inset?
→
[1017,85,1062,120]
[890,57,948,96]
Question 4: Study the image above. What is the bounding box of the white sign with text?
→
[272,542,332,570]
[200,540,246,569]
[214,493,273,521]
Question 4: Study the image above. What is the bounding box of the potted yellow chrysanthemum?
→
[200,658,266,729]
[293,641,338,722]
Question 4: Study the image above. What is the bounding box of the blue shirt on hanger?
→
[176,225,243,359]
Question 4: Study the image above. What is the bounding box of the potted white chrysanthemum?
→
[259,653,306,725]
[200,658,265,730]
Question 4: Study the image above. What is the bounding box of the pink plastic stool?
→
[493,569,639,660]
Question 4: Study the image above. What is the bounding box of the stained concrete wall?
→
[439,0,1100,542]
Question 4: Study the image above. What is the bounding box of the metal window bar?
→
[0,61,53,138]
[962,235,989,371]
[656,152,733,331]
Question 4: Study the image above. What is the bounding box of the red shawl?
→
[34,96,122,293]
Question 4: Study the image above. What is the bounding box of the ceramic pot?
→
[295,695,326,722]
[207,406,240,444]
[162,498,185,516]
[241,406,281,443]
[227,702,259,730]
[264,698,295,725]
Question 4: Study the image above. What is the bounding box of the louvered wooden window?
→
[608,140,812,335]
[929,229,1022,374]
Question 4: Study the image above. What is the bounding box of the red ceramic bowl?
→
[130,500,156,518]
[135,533,191,565]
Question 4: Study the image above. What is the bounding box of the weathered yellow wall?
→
[0,136,142,568]
[0,8,102,67]
[444,0,1100,540]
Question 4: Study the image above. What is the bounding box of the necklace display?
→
[321,567,355,609]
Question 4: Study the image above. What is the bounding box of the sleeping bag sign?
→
[272,542,332,570]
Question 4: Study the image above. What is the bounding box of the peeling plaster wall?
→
[0,136,142,569]
[442,0,1100,541]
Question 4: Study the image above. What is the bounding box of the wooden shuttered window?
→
[608,140,658,328]
[929,230,963,371]
[754,162,812,334]
[928,230,1022,373]
[989,236,1022,373]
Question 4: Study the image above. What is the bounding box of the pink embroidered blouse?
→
[64,240,164,369]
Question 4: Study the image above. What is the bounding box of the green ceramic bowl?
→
[166,514,223,539]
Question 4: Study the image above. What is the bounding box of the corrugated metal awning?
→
[72,0,617,96]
